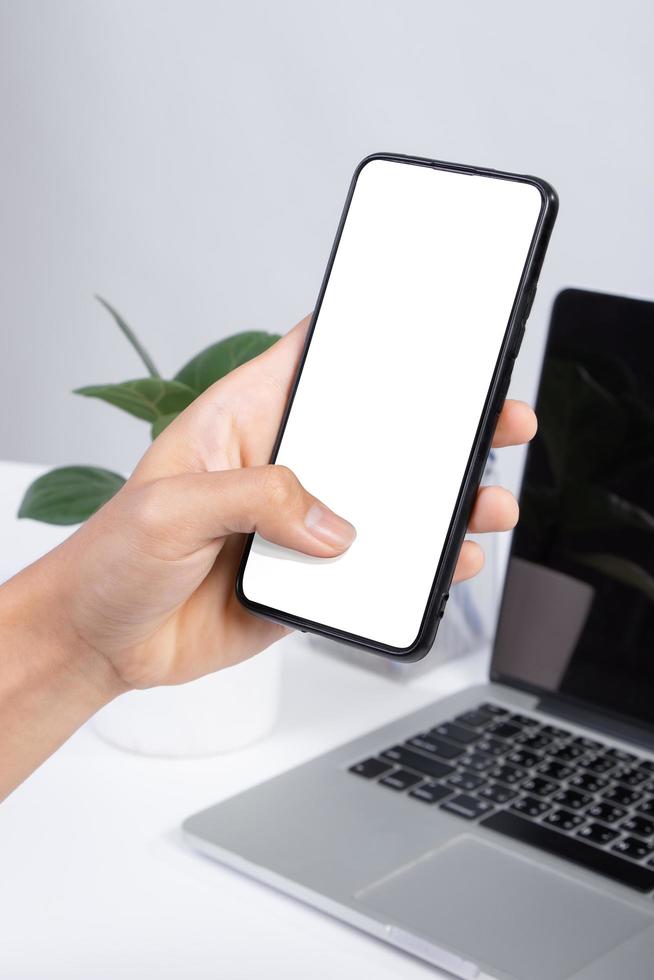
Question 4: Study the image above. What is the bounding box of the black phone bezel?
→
[236,152,558,661]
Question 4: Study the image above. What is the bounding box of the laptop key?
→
[520,776,557,798]
[612,837,654,861]
[568,771,609,794]
[543,808,585,832]
[349,757,393,779]
[441,793,494,820]
[506,748,541,768]
[605,748,638,765]
[408,781,453,805]
[406,734,464,761]
[611,766,650,788]
[620,815,654,838]
[446,770,485,792]
[485,721,522,740]
[602,785,642,807]
[477,782,519,805]
[430,722,479,745]
[475,736,506,757]
[378,768,423,791]
[572,736,603,751]
[638,761,654,774]
[581,754,616,775]
[478,703,509,716]
[509,714,539,728]
[381,745,455,779]
[540,724,571,740]
[577,822,619,846]
[489,763,526,785]
[587,802,627,824]
[548,744,587,763]
[636,796,654,816]
[551,788,592,810]
[454,709,494,730]
[481,810,654,892]
[514,732,552,750]
[462,751,494,772]
[511,795,551,818]
[537,760,574,780]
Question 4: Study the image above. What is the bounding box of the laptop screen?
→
[492,289,654,731]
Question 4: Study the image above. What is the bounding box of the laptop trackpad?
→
[356,837,650,980]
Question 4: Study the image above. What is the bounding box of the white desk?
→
[0,461,489,979]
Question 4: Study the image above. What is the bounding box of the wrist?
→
[0,549,129,798]
[2,550,129,711]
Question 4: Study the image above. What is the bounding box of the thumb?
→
[129,465,357,559]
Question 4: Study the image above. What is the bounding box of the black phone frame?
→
[236,152,558,661]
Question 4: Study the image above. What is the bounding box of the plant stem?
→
[95,295,161,378]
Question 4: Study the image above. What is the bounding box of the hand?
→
[0,315,536,796]
[33,314,532,691]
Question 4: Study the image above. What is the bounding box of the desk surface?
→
[0,461,488,979]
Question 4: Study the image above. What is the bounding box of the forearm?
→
[0,551,126,800]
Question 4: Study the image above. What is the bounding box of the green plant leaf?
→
[174,331,280,394]
[18,466,126,525]
[151,412,179,439]
[95,296,161,378]
[568,552,654,603]
[74,378,196,422]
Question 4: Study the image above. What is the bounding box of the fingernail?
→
[305,503,357,549]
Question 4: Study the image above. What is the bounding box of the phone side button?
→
[508,322,526,359]
[523,282,537,318]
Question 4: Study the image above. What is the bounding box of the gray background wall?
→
[1,0,653,496]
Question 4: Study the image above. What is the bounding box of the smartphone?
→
[237,153,558,660]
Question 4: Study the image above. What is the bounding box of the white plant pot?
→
[92,646,281,757]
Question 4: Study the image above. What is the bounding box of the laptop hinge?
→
[537,695,654,752]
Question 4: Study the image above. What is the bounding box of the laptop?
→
[184,289,654,980]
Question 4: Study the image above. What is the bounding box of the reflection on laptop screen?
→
[493,289,654,729]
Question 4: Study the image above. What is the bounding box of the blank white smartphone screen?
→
[241,158,544,650]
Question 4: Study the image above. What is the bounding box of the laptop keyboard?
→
[349,702,654,894]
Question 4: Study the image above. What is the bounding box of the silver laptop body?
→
[184,677,654,980]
